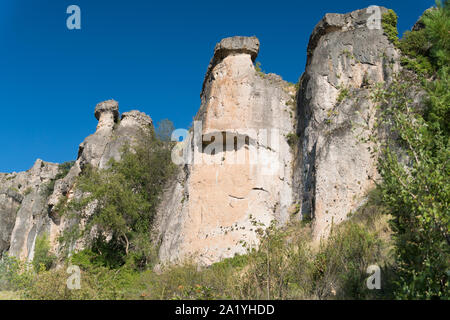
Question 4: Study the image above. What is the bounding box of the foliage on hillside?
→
[374,1,449,299]
[0,191,395,300]
[57,123,177,270]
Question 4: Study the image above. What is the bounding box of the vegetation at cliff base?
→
[0,193,395,300]
[32,233,56,272]
[61,123,177,269]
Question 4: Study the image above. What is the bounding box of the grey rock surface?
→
[293,7,401,240]
[1,6,412,267]
[0,160,59,259]
[214,36,260,61]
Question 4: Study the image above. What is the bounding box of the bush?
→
[60,126,177,269]
[4,194,393,300]
[336,86,349,103]
[286,132,299,148]
[312,215,393,300]
[0,254,34,291]
[32,233,56,272]
[24,263,141,300]
[369,2,450,298]
[238,222,314,299]
[371,72,449,299]
[382,9,399,46]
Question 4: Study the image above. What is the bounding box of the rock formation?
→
[155,36,297,266]
[0,100,152,260]
[293,7,400,240]
[1,6,404,266]
[0,160,59,260]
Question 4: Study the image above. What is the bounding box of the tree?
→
[155,118,175,142]
[369,2,449,298]
[68,125,177,269]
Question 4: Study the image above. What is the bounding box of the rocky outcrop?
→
[293,7,400,240]
[157,7,403,264]
[0,160,59,259]
[46,101,153,255]
[0,100,152,260]
[155,36,297,266]
[1,6,405,267]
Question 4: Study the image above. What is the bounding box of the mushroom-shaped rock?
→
[95,99,119,121]
[94,99,119,130]
[201,36,260,97]
[213,36,260,61]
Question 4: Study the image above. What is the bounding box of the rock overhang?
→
[213,36,260,62]
[94,99,119,122]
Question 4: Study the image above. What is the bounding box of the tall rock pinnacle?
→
[156,36,296,266]
[294,7,400,240]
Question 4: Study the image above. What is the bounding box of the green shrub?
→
[422,1,450,68]
[61,126,177,269]
[336,87,349,103]
[0,254,34,291]
[9,197,393,300]
[32,233,56,272]
[238,222,315,299]
[371,71,449,299]
[382,9,399,46]
[312,216,393,300]
[254,61,265,77]
[24,263,141,300]
[369,2,450,298]
[286,132,299,148]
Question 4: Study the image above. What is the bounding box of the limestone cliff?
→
[155,7,403,264]
[1,6,404,267]
[155,36,297,266]
[293,7,400,240]
[0,160,59,260]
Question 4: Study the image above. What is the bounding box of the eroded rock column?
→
[294,7,400,240]
[157,36,296,266]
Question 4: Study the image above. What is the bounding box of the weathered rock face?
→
[157,7,403,264]
[0,100,152,260]
[0,160,59,260]
[47,101,153,254]
[293,7,400,240]
[156,36,297,266]
[1,6,404,267]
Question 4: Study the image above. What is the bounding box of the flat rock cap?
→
[95,99,119,121]
[214,36,260,61]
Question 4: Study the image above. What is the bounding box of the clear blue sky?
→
[0,0,434,172]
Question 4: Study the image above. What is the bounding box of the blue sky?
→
[0,0,434,172]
